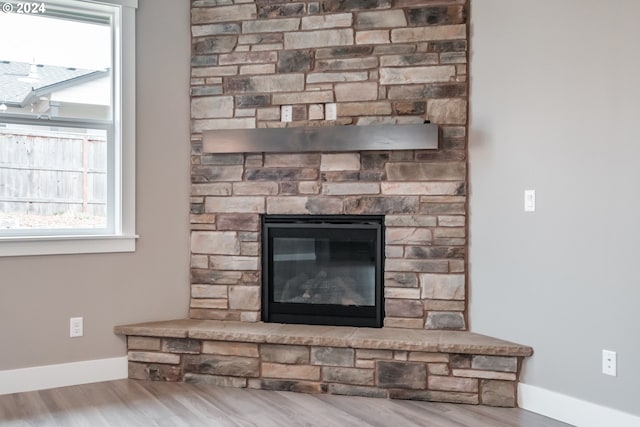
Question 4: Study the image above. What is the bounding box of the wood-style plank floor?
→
[0,379,573,427]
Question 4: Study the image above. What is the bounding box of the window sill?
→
[0,234,138,257]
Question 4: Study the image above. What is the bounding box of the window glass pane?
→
[0,1,115,235]
[0,123,107,231]
[0,10,111,121]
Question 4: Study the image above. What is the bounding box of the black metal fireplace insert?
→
[262,215,384,327]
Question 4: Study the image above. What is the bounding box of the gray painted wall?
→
[0,0,191,370]
[469,0,640,416]
[3,0,638,419]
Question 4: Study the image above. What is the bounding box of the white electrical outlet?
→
[70,317,83,338]
[281,105,292,122]
[524,189,536,212]
[325,103,337,120]
[602,349,617,376]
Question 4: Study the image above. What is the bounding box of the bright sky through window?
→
[0,12,110,70]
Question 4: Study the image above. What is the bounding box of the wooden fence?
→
[0,129,107,217]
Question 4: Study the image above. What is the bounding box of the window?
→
[0,0,137,256]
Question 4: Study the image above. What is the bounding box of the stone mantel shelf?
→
[201,123,439,154]
[114,319,533,357]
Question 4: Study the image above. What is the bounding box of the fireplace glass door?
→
[262,215,384,327]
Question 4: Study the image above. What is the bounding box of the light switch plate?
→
[281,105,292,122]
[602,349,617,376]
[70,317,83,338]
[524,190,536,212]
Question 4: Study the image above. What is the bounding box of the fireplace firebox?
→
[262,215,384,327]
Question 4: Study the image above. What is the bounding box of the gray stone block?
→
[376,361,427,389]
[193,36,236,54]
[385,162,466,181]
[384,272,419,288]
[311,347,355,367]
[328,384,387,398]
[237,95,270,108]
[277,50,314,73]
[385,299,424,318]
[472,356,518,373]
[425,312,466,330]
[481,380,516,407]
[246,168,318,181]
[252,379,325,394]
[344,196,419,214]
[406,6,466,26]
[191,55,219,67]
[322,0,392,13]
[258,3,305,18]
[146,364,182,382]
[162,339,201,354]
[322,367,374,385]
[316,46,373,59]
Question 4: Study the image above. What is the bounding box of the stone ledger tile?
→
[328,383,387,398]
[191,231,240,255]
[128,351,180,365]
[390,24,466,43]
[261,344,310,364]
[427,363,450,376]
[192,285,228,299]
[384,318,424,329]
[311,347,355,367]
[301,13,353,30]
[284,28,354,49]
[202,341,259,357]
[428,375,477,393]
[128,337,161,351]
[184,373,248,388]
[471,355,518,372]
[191,4,257,25]
[389,389,479,405]
[262,363,320,381]
[322,367,374,386]
[357,10,407,29]
[251,379,325,394]
[183,354,260,377]
[451,369,517,381]
[162,338,201,354]
[146,364,182,382]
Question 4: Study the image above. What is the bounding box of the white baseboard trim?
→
[0,356,128,395]
[518,383,640,427]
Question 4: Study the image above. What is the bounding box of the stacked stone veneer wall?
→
[189,0,469,330]
[127,334,521,407]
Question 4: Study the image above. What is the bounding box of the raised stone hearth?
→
[115,320,532,407]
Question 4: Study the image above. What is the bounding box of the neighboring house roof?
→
[0,60,108,107]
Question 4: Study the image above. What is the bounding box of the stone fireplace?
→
[190,146,467,329]
[113,0,533,408]
[189,0,470,329]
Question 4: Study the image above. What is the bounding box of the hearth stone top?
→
[114,320,533,357]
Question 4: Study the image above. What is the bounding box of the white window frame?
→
[0,0,138,257]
